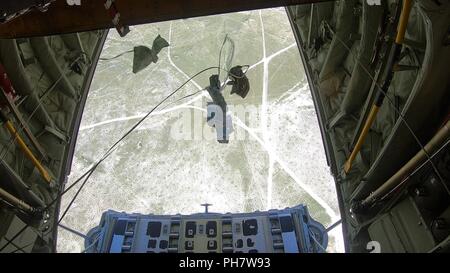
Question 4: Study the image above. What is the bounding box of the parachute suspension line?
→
[58,223,87,239]
[160,89,206,110]
[325,219,342,233]
[217,35,228,78]
[54,65,246,223]
[57,64,251,225]
[217,35,235,83]
[309,229,327,253]
[48,65,250,214]
[0,224,28,252]
[1,64,252,252]
[0,66,219,252]
[99,49,133,61]
[82,232,102,253]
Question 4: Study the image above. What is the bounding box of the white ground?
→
[57,8,344,253]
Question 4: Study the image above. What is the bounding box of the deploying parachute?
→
[205,36,250,143]
[100,34,170,74]
[132,35,170,73]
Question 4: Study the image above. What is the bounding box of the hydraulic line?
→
[0,186,35,213]
[361,120,450,207]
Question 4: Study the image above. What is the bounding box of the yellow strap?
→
[395,0,413,45]
[344,105,380,174]
[5,121,52,183]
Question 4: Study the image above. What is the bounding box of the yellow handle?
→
[395,0,413,45]
[5,121,52,183]
[344,0,413,174]
[344,105,380,174]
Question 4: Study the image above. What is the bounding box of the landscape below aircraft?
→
[0,0,449,253]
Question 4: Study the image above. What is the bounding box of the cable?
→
[325,219,342,233]
[1,67,216,251]
[0,54,87,218]
[56,64,250,227]
[81,232,101,253]
[217,35,235,82]
[0,60,80,251]
[0,54,87,164]
[0,61,251,252]
[217,35,228,79]
[160,89,206,110]
[99,49,133,61]
[309,229,327,253]
[0,224,28,252]
[1,236,27,253]
[58,223,87,239]
[10,242,33,253]
[56,64,250,228]
[55,66,225,224]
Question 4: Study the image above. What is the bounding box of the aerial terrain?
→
[57,8,344,253]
